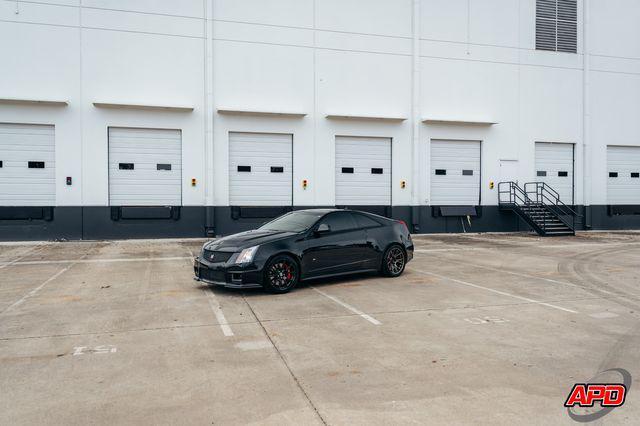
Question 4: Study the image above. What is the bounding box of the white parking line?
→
[414,252,617,296]
[415,248,483,253]
[1,263,76,315]
[408,267,578,314]
[0,256,192,267]
[459,235,542,245]
[312,287,381,325]
[0,244,44,270]
[203,289,234,337]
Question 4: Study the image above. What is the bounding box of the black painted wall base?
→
[1,205,639,241]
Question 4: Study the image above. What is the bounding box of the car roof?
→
[292,208,391,221]
[292,208,340,215]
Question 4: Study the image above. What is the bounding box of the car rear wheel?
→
[381,244,406,277]
[263,255,299,293]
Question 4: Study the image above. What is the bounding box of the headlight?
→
[235,246,258,264]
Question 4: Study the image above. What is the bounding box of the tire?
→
[262,255,300,294]
[381,244,406,277]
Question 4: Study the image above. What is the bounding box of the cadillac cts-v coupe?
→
[193,209,413,293]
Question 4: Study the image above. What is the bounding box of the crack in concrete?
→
[240,293,328,425]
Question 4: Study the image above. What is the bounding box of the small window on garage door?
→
[108,127,182,206]
[430,139,480,205]
[229,132,293,206]
[0,123,56,206]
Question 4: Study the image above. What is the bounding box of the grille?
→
[535,0,577,53]
[202,249,233,263]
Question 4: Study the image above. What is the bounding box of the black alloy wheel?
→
[263,255,299,293]
[382,245,406,277]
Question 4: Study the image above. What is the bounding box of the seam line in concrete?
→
[241,294,327,425]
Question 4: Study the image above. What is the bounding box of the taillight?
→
[397,220,409,232]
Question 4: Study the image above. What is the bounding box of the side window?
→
[353,213,381,228]
[319,212,357,233]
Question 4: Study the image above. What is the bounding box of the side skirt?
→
[301,268,380,282]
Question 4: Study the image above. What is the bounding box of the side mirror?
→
[315,223,330,235]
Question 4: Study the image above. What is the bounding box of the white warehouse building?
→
[1,0,640,240]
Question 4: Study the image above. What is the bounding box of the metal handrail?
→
[498,181,534,206]
[499,181,585,233]
[524,182,583,230]
[498,181,551,230]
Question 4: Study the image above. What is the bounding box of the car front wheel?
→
[381,245,406,277]
[263,255,300,293]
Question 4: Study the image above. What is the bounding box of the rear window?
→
[318,212,358,232]
[353,213,381,228]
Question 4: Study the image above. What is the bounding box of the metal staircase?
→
[498,181,583,237]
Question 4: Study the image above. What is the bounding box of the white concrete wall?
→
[1,0,639,207]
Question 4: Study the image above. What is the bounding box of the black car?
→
[193,209,414,293]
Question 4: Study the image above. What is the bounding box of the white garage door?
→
[335,136,391,205]
[108,127,182,206]
[229,132,292,206]
[607,145,640,204]
[535,142,574,204]
[430,140,480,205]
[0,123,55,206]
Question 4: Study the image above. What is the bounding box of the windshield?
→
[258,211,323,232]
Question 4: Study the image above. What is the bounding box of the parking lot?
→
[1,232,639,424]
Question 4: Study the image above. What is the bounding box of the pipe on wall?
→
[582,0,592,229]
[204,0,215,235]
[411,0,421,232]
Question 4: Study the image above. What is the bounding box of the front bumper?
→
[193,257,263,289]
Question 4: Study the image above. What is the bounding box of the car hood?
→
[203,229,299,252]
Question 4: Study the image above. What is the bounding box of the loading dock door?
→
[0,123,55,206]
[229,132,293,206]
[607,145,640,204]
[335,136,391,206]
[535,142,574,204]
[108,127,182,206]
[430,140,481,205]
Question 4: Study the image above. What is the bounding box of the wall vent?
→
[536,0,577,53]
